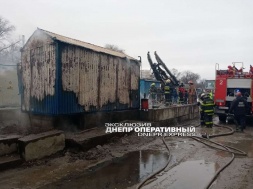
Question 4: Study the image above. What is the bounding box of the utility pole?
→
[138,56,142,78]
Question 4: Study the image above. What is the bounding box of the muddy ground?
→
[0,117,253,189]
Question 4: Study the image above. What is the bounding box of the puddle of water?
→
[146,160,218,189]
[165,138,192,149]
[39,150,169,189]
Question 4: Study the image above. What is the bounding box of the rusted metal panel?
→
[117,58,131,106]
[130,60,140,108]
[30,45,56,100]
[61,45,100,111]
[130,60,140,91]
[81,50,100,111]
[21,30,56,112]
[60,44,139,112]
[21,49,31,111]
[99,54,117,109]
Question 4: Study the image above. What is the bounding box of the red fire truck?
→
[214,62,252,122]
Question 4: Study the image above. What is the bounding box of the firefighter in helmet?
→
[250,65,253,74]
[149,83,157,101]
[206,89,213,100]
[188,80,196,104]
[178,82,185,104]
[150,83,157,92]
[199,93,205,126]
[227,65,235,75]
[229,92,249,131]
[199,93,215,127]
[164,79,172,104]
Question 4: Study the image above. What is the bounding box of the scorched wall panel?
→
[21,30,56,113]
[61,45,100,112]
[60,43,139,113]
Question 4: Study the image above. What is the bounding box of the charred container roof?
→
[20,28,140,115]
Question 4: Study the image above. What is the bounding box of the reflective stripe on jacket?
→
[164,85,170,94]
[200,98,214,113]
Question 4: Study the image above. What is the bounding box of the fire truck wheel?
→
[219,115,226,122]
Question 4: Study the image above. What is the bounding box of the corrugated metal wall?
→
[21,30,57,113]
[21,30,140,115]
[59,43,140,114]
[130,60,140,108]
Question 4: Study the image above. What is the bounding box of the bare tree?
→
[0,16,22,71]
[180,70,200,84]
[171,68,181,80]
[104,44,125,53]
[0,16,16,53]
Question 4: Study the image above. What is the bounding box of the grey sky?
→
[1,0,253,80]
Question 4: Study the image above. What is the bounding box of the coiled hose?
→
[136,121,247,189]
[191,135,246,189]
[194,123,246,188]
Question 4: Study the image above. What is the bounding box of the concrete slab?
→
[0,135,21,156]
[0,154,23,171]
[65,127,125,151]
[140,104,199,122]
[18,130,65,161]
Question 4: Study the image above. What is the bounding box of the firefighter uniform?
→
[164,79,172,104]
[200,93,214,127]
[199,93,205,126]
[172,88,178,104]
[229,92,249,131]
[250,65,253,74]
[178,83,185,104]
[209,92,213,100]
[227,65,235,75]
[188,81,196,104]
[149,83,157,100]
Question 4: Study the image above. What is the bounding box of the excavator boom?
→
[147,52,168,86]
[154,51,180,86]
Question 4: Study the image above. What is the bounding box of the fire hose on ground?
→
[136,120,247,189]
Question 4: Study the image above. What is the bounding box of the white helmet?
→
[166,79,171,84]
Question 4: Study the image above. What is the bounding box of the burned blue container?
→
[20,28,140,115]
